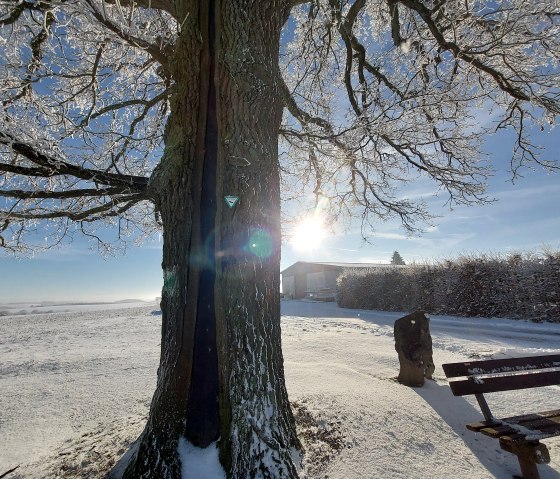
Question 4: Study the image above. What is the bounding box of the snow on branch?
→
[3,194,141,222]
[396,0,560,114]
[103,0,178,18]
[0,186,132,200]
[0,0,49,27]
[280,0,559,237]
[0,0,168,254]
[0,132,150,191]
[83,0,174,75]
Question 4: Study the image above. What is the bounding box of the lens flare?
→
[247,228,273,258]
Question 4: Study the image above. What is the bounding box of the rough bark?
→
[119,1,301,478]
[215,3,301,477]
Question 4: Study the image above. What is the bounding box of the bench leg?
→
[499,438,549,479]
[516,455,540,479]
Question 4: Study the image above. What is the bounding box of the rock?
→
[394,310,435,387]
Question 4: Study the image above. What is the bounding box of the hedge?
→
[336,252,560,322]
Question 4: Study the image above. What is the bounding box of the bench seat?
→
[443,354,560,479]
[467,409,560,441]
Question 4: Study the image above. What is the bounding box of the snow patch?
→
[177,438,226,479]
[400,38,413,53]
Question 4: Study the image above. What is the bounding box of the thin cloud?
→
[493,183,560,201]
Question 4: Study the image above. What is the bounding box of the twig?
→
[0,465,20,478]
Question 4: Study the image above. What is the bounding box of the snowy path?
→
[1,301,559,478]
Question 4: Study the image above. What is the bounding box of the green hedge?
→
[336,252,560,322]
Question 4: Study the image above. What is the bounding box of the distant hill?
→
[35,299,147,307]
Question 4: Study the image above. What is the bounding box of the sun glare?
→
[290,216,327,252]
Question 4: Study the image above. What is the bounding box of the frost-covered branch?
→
[0,0,170,253]
[3,194,141,221]
[280,0,559,237]
[104,0,177,18]
[0,0,50,26]
[397,0,560,113]
[83,0,174,75]
[0,132,150,191]
[87,87,173,123]
[0,186,133,200]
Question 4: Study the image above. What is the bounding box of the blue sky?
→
[284,127,560,266]
[1,127,559,303]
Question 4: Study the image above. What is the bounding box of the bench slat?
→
[448,370,560,396]
[480,423,560,441]
[480,425,518,438]
[479,418,560,437]
[512,414,560,429]
[467,421,500,432]
[536,423,560,436]
[443,354,560,378]
[505,410,560,422]
[467,412,560,443]
[467,410,560,432]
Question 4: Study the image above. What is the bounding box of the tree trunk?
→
[120,1,301,478]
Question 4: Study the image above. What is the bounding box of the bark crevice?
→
[184,0,220,448]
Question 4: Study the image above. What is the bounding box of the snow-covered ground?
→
[1,300,559,478]
[0,300,150,316]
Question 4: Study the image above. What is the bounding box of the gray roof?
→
[306,262,388,268]
[281,261,394,274]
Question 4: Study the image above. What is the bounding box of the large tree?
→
[1,0,558,477]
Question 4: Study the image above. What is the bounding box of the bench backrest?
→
[443,354,560,396]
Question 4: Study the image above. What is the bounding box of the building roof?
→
[308,262,388,268]
[281,261,391,275]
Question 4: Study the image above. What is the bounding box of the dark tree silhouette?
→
[391,251,406,265]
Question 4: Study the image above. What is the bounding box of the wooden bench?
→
[442,354,560,479]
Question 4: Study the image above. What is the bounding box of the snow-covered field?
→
[0,300,150,316]
[1,300,559,478]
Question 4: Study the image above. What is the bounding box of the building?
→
[280,261,387,300]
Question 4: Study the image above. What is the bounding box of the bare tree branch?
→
[83,0,173,77]
[2,195,141,222]
[0,0,49,26]
[0,132,149,191]
[0,186,133,200]
[387,0,403,46]
[88,87,173,122]
[396,0,560,113]
[104,0,177,18]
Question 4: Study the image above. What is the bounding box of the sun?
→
[290,215,328,252]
